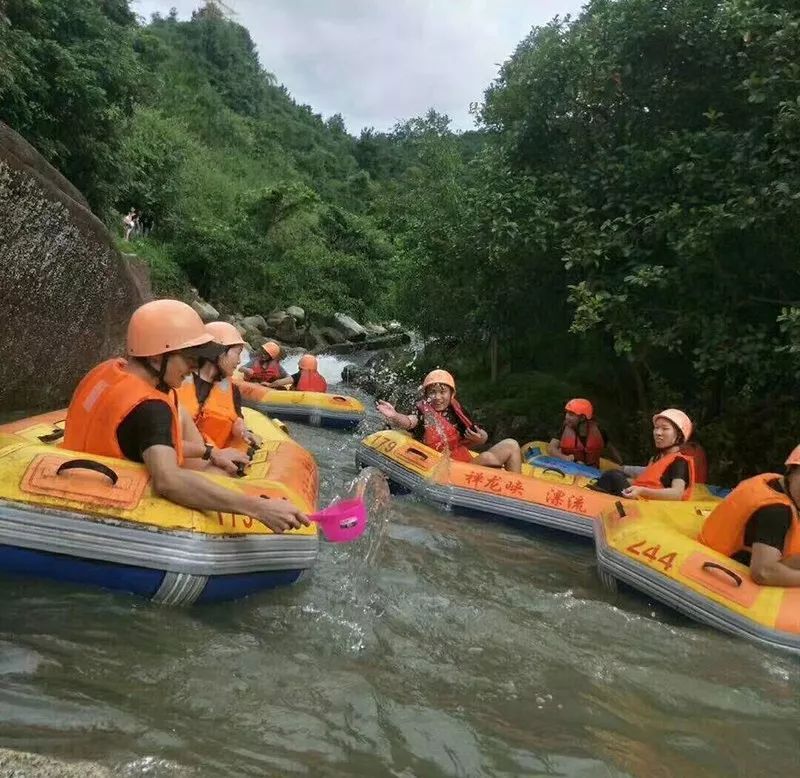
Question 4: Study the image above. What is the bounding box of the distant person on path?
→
[123,208,137,241]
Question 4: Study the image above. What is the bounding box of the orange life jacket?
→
[681,441,708,484]
[296,370,327,393]
[416,399,474,463]
[64,358,184,464]
[559,421,605,466]
[699,473,800,558]
[632,450,694,500]
[248,359,281,383]
[177,376,239,449]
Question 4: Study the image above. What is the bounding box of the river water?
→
[0,357,798,777]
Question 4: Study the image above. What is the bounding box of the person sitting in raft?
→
[591,409,694,501]
[699,445,800,586]
[291,354,328,392]
[241,341,293,389]
[375,369,522,473]
[177,321,262,454]
[63,299,308,533]
[547,398,622,466]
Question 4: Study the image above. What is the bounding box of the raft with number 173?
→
[0,408,318,605]
[356,430,720,535]
[234,378,365,430]
[594,501,800,654]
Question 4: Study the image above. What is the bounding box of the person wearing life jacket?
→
[241,341,293,389]
[620,409,695,500]
[63,299,308,534]
[291,354,328,393]
[547,398,622,466]
[177,321,261,453]
[375,369,522,473]
[699,445,800,586]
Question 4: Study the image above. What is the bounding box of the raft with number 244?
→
[0,407,319,605]
[594,500,800,654]
[356,430,720,536]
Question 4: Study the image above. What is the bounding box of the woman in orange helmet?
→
[63,300,308,534]
[241,341,293,389]
[699,444,800,586]
[177,321,262,452]
[291,354,328,393]
[548,398,621,466]
[376,369,522,473]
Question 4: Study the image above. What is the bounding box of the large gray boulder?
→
[276,315,300,344]
[286,305,305,324]
[0,121,151,412]
[365,322,388,336]
[319,326,347,345]
[334,313,367,341]
[191,298,219,323]
[241,314,269,335]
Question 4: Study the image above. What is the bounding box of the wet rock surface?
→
[0,121,150,413]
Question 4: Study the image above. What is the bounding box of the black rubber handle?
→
[235,462,247,478]
[615,500,626,518]
[56,459,119,486]
[542,466,566,478]
[701,561,743,587]
[247,444,259,459]
[38,428,65,443]
[406,448,429,460]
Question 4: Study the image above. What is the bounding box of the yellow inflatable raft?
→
[0,408,318,604]
[235,378,365,430]
[594,501,800,653]
[356,430,719,536]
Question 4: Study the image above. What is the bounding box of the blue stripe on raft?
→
[525,453,602,478]
[195,569,304,603]
[0,544,163,598]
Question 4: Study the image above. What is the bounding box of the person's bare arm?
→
[267,376,294,389]
[749,544,800,586]
[142,445,308,532]
[547,437,573,460]
[622,478,687,501]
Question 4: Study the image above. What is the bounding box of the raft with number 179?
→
[356,430,720,535]
[0,408,319,604]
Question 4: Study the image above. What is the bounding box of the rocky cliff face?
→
[0,121,151,413]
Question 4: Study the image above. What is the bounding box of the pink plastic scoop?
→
[309,497,367,542]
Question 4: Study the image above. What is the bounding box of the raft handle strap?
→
[615,501,626,518]
[38,428,65,443]
[701,562,742,587]
[405,447,429,461]
[56,459,119,486]
[542,466,566,478]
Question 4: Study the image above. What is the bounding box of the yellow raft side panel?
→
[0,410,317,538]
[234,376,365,414]
[599,502,798,633]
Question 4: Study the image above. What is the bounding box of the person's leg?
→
[475,439,522,473]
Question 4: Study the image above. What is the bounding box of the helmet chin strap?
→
[136,355,170,392]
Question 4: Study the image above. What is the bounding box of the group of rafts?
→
[0,322,797,655]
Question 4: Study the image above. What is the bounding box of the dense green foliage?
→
[378,0,800,479]
[3,0,800,478]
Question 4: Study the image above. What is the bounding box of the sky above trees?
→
[133,0,584,132]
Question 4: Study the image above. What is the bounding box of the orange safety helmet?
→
[785,445,800,467]
[127,299,216,358]
[422,369,456,393]
[299,354,317,371]
[653,409,693,443]
[565,398,593,419]
[262,341,281,359]
[205,321,245,348]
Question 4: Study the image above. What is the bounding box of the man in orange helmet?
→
[699,445,800,586]
[376,369,522,473]
[241,341,293,389]
[63,300,308,533]
[291,354,328,393]
[547,398,621,466]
